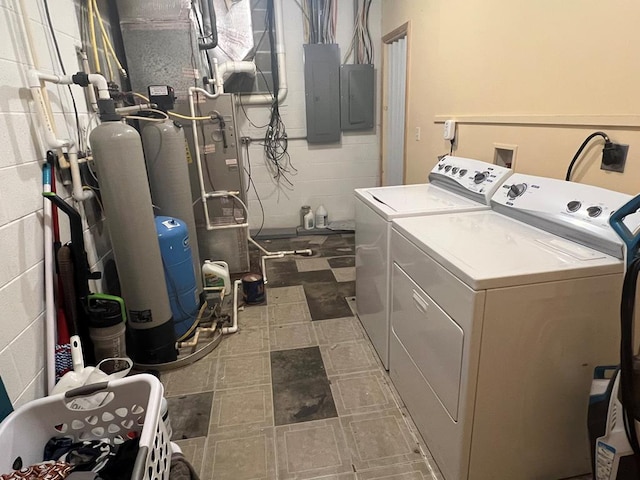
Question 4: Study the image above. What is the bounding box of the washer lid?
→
[355,184,485,221]
[393,211,622,290]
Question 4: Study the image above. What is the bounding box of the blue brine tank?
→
[155,216,199,340]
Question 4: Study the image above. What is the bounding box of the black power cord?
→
[263,0,296,188]
[565,131,611,181]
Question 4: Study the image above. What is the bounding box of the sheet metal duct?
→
[116,0,202,102]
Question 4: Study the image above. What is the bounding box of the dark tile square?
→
[167,391,213,440]
[271,347,338,425]
[304,282,354,320]
[267,268,336,288]
[328,256,355,268]
[338,280,355,298]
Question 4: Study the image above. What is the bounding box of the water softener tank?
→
[155,216,199,340]
[90,121,177,364]
[141,120,202,293]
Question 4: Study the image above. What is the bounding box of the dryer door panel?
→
[392,263,464,420]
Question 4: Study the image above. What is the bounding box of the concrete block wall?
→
[0,0,111,406]
[239,0,382,230]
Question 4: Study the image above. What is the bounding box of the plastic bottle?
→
[315,205,327,228]
[300,205,311,227]
[304,209,315,230]
[202,260,231,295]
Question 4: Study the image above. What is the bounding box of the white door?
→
[383,34,407,186]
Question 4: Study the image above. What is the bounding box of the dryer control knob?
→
[438,163,444,170]
[474,172,488,184]
[507,183,527,198]
[459,169,467,176]
[452,167,459,174]
[587,206,602,217]
[567,200,582,213]
[445,165,452,172]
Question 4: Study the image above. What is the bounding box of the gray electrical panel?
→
[340,64,375,131]
[178,94,250,274]
[304,44,341,144]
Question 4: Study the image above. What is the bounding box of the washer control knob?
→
[459,169,467,176]
[507,183,527,199]
[474,172,488,184]
[567,200,582,213]
[444,165,452,172]
[452,167,459,174]
[438,163,444,170]
[587,206,602,217]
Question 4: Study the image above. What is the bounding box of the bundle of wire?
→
[343,0,373,64]
[298,0,337,44]
[263,0,296,189]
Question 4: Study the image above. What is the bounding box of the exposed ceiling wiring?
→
[299,0,337,44]
[343,0,373,64]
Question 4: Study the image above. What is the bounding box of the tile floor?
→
[161,233,444,480]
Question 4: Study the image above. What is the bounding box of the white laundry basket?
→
[0,373,170,480]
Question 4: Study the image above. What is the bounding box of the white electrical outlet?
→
[443,120,456,141]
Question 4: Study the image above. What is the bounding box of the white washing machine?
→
[389,174,638,480]
[355,156,513,369]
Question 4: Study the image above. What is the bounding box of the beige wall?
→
[382,0,640,194]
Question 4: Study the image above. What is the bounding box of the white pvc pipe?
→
[218,61,256,83]
[29,70,109,202]
[43,177,55,394]
[188,85,220,230]
[87,74,110,100]
[240,0,287,105]
[223,279,242,334]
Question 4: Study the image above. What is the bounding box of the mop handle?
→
[610,194,640,267]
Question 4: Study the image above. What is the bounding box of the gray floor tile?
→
[267,285,306,305]
[173,437,206,478]
[270,323,318,351]
[275,418,353,479]
[296,257,332,272]
[340,409,423,470]
[320,340,379,376]
[304,282,354,320]
[268,301,312,325]
[202,427,276,480]
[210,384,274,434]
[333,267,356,283]
[218,326,269,357]
[314,317,364,345]
[215,352,271,390]
[329,370,396,416]
[237,304,269,328]
[162,355,217,396]
[167,391,214,440]
[271,347,338,425]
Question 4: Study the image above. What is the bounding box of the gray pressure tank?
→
[90,121,177,364]
[141,119,203,293]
